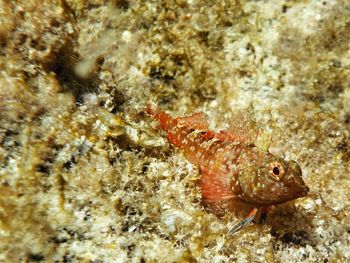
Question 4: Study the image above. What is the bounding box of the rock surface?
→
[1,0,349,262]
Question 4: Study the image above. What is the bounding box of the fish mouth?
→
[270,183,309,205]
[285,161,309,199]
[296,184,309,198]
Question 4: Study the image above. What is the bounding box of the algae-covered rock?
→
[0,0,349,262]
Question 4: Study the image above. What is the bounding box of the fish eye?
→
[269,162,285,180]
[273,166,280,175]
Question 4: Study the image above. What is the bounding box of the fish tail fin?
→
[146,103,156,116]
[146,104,174,131]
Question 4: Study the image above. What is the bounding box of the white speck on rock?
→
[121,30,132,43]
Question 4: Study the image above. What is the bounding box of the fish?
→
[146,105,309,234]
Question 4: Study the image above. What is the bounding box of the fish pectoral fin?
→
[200,166,235,201]
[175,112,209,130]
[228,207,258,235]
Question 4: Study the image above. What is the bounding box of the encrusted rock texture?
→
[1,0,350,262]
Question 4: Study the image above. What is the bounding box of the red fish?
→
[146,105,309,233]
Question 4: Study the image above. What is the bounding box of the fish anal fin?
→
[175,112,209,130]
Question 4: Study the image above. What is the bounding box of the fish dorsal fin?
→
[200,166,235,201]
[254,130,271,151]
[214,110,259,145]
[175,112,209,130]
[228,110,256,132]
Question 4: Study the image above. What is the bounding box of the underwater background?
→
[0,0,349,262]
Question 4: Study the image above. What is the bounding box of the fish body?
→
[147,105,309,224]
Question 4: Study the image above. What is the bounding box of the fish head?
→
[236,149,309,206]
